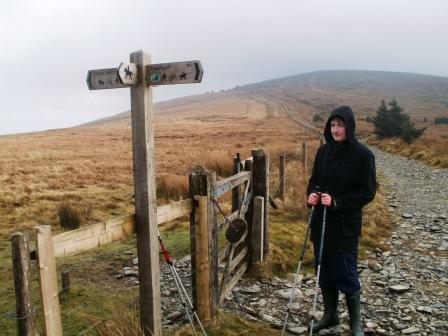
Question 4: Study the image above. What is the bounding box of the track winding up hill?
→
[87,70,448,129]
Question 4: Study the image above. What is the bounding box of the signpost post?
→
[87,51,203,336]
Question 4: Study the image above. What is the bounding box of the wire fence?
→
[270,146,305,198]
[0,266,41,336]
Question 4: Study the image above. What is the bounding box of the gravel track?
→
[120,147,448,335]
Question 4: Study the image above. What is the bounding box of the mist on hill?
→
[84,70,448,127]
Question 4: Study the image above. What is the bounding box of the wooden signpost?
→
[87,51,203,336]
[87,60,203,89]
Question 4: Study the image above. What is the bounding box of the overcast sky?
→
[0,0,446,135]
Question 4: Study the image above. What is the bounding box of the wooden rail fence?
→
[9,138,328,335]
[11,150,270,335]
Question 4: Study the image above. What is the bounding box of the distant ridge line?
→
[80,69,448,127]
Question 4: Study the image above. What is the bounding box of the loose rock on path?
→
[117,147,447,335]
[222,148,448,335]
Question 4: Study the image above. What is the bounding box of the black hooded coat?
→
[307,106,377,251]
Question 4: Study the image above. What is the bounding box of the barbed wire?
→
[270,171,286,199]
[2,305,37,321]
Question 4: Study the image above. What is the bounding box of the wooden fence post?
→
[35,225,63,336]
[302,142,307,175]
[279,155,286,201]
[11,232,36,336]
[130,50,161,336]
[231,153,241,212]
[251,149,269,255]
[242,159,253,267]
[189,168,217,321]
[251,196,264,264]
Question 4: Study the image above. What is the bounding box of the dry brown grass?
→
[57,200,82,229]
[367,124,448,168]
[157,173,189,201]
[90,308,145,336]
[0,90,399,335]
[203,150,234,177]
[0,92,305,239]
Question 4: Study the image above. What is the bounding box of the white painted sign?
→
[146,60,203,85]
[118,63,139,85]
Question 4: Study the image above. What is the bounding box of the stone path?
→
[221,148,448,335]
[117,148,448,335]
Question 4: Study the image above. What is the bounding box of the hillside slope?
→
[239,70,448,121]
[84,70,448,128]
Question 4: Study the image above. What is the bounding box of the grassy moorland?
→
[4,69,445,334]
[0,92,312,238]
[0,92,320,335]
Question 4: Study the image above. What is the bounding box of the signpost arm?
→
[130,50,162,336]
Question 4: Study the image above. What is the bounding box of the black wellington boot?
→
[345,291,364,336]
[310,288,340,333]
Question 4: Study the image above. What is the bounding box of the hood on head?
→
[324,106,356,145]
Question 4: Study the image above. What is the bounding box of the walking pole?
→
[309,204,328,336]
[171,265,208,335]
[158,232,208,336]
[281,206,315,335]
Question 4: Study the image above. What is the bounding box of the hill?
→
[84,70,448,128]
[239,70,448,120]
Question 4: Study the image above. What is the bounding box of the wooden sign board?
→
[147,60,203,86]
[86,68,131,90]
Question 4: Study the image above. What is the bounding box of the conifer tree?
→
[373,99,425,143]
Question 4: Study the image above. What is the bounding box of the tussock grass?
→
[57,200,82,229]
[157,173,189,201]
[57,200,93,230]
[203,150,234,177]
